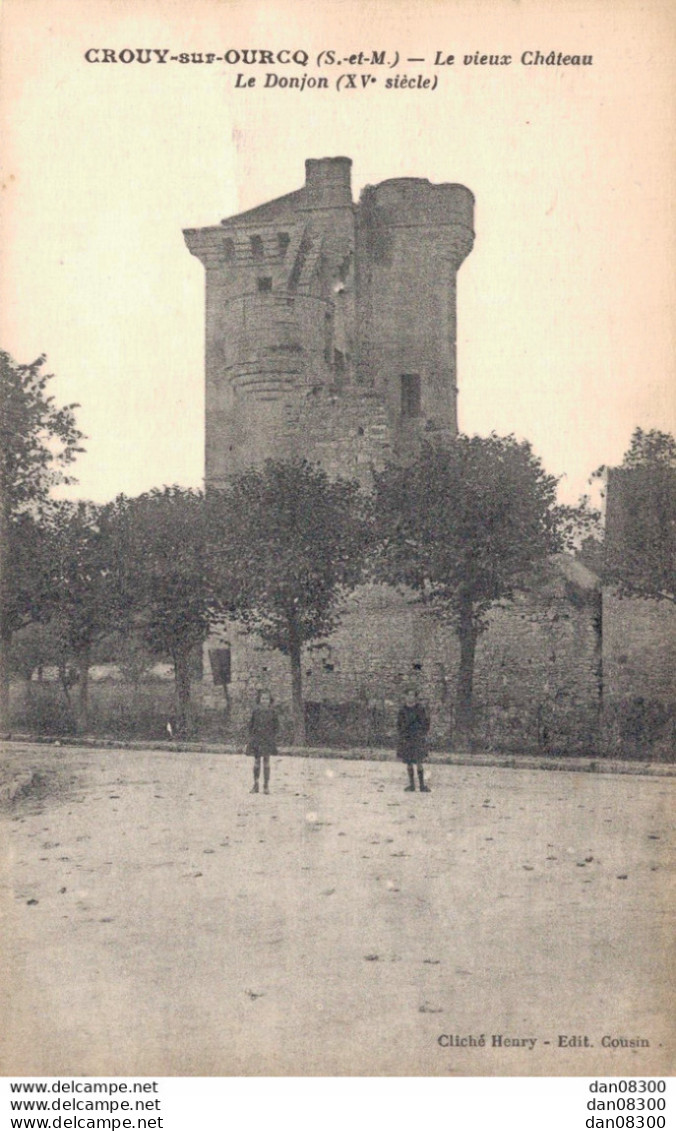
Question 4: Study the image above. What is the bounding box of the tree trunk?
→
[288,619,306,746]
[76,643,91,735]
[58,663,72,706]
[0,627,12,737]
[174,648,192,738]
[455,600,478,750]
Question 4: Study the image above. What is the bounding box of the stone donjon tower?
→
[184,157,474,484]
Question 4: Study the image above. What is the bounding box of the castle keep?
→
[185,158,604,753]
[184,157,474,483]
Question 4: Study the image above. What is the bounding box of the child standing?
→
[396,688,431,792]
[247,690,279,794]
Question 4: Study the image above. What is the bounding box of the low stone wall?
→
[204,559,603,754]
[603,592,676,702]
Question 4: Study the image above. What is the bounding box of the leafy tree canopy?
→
[1,512,52,637]
[47,500,121,657]
[617,427,676,471]
[126,486,216,660]
[374,433,565,629]
[602,428,676,601]
[211,459,372,654]
[121,487,220,734]
[374,433,583,743]
[209,459,373,743]
[0,350,85,731]
[0,351,85,517]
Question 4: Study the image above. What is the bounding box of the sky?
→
[1,0,674,506]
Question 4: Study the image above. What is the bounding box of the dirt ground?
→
[1,742,674,1077]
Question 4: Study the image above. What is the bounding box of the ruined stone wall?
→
[599,593,676,757]
[204,561,602,754]
[603,592,676,704]
[287,384,392,484]
[474,577,602,753]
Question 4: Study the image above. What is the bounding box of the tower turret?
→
[356,177,474,446]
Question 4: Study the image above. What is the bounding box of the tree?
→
[0,351,85,732]
[124,487,217,737]
[601,428,676,601]
[46,500,122,733]
[0,510,51,644]
[374,434,569,747]
[211,459,373,744]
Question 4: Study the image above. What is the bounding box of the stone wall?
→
[204,557,602,754]
[604,592,676,703]
[287,384,392,484]
[601,591,675,757]
[599,463,676,755]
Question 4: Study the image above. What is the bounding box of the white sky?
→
[1,0,674,505]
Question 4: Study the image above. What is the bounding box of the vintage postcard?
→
[0,0,674,1083]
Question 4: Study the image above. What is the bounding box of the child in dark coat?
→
[247,690,279,794]
[396,689,431,792]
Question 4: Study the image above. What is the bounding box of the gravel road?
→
[1,743,673,1076]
